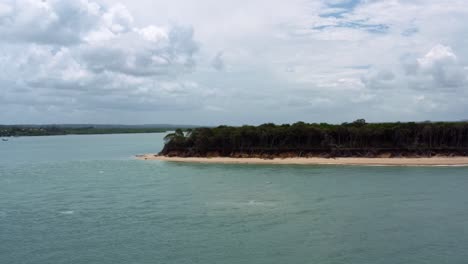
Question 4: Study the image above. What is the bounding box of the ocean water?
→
[1,134,468,264]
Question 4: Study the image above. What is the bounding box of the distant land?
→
[157,120,468,159]
[0,124,200,137]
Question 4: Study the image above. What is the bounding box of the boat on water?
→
[2,138,8,141]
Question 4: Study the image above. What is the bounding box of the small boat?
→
[2,138,8,141]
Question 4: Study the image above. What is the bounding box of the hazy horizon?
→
[1,0,468,125]
[1,118,468,127]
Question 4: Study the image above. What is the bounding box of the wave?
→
[209,200,278,209]
[59,210,75,215]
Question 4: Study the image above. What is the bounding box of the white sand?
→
[136,154,468,166]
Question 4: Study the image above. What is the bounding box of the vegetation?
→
[0,125,188,137]
[160,120,468,158]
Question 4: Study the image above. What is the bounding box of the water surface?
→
[1,134,468,264]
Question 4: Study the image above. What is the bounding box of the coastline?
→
[136,154,468,166]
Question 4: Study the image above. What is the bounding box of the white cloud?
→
[136,26,168,42]
[0,0,102,45]
[0,2,13,17]
[0,0,201,124]
[102,3,133,34]
[2,0,468,124]
[81,26,197,77]
[365,45,468,92]
[417,45,457,69]
[413,45,467,89]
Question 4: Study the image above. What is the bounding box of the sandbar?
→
[136,154,468,166]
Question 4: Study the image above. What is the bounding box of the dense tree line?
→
[160,120,468,158]
[0,126,171,137]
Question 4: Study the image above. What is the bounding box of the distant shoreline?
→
[0,126,191,137]
[136,154,468,166]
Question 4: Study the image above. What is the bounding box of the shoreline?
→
[136,154,468,166]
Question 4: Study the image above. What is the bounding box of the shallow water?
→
[1,134,468,264]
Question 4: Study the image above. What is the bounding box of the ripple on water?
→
[59,210,75,215]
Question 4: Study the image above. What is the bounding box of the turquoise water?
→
[1,134,468,264]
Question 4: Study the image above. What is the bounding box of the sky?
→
[1,0,468,125]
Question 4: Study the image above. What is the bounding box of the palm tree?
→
[164,129,185,143]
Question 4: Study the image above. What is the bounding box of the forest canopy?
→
[0,125,185,137]
[160,120,468,158]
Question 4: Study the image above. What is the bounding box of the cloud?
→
[2,0,468,124]
[81,26,197,77]
[362,69,397,90]
[102,3,133,34]
[0,2,13,17]
[211,51,225,71]
[0,0,200,119]
[0,0,102,45]
[417,45,457,69]
[364,45,468,92]
[401,27,418,37]
[312,21,389,34]
[412,45,467,90]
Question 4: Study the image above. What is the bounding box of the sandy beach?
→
[136,154,468,166]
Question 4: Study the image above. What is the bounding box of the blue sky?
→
[328,0,361,9]
[0,0,468,125]
[322,0,361,17]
